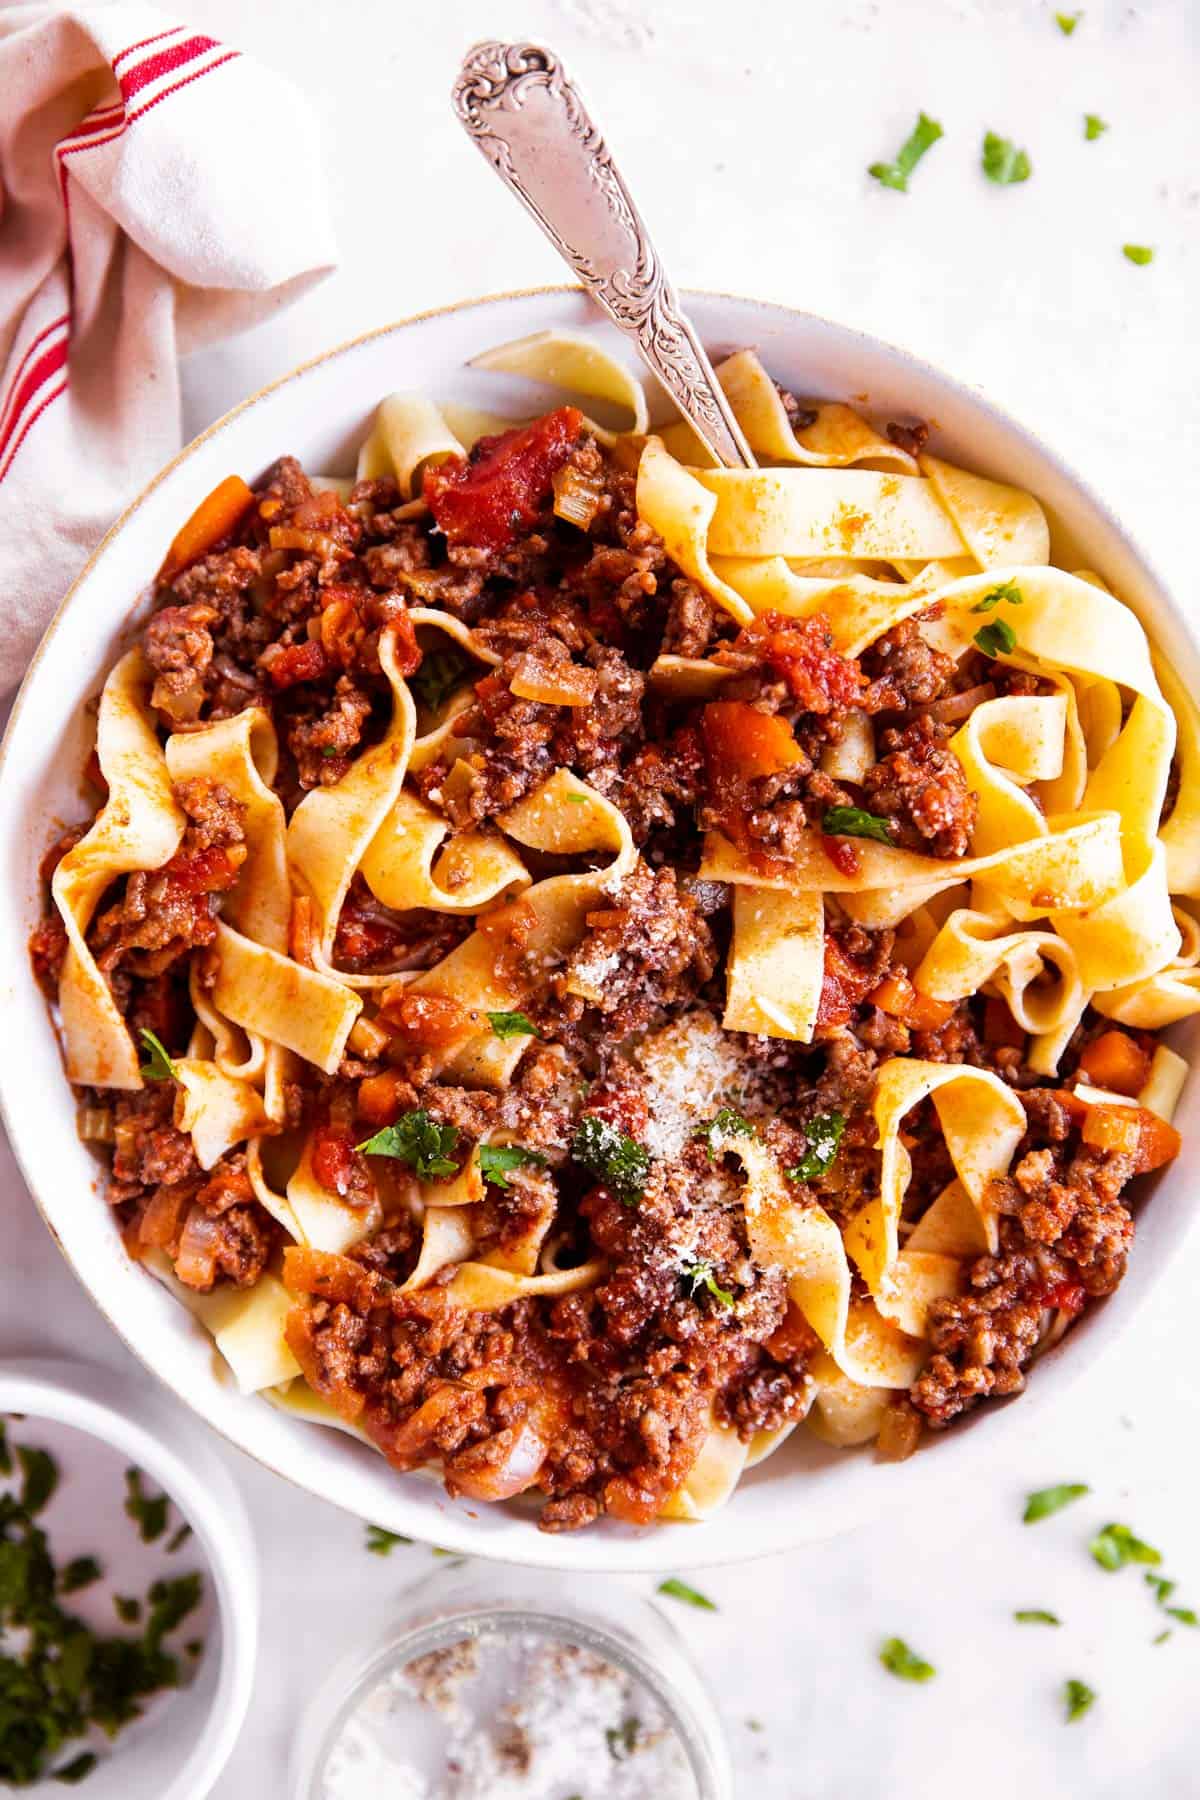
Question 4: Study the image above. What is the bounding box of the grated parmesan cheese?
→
[632,1013,745,1160]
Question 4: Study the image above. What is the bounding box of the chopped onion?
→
[917,682,995,725]
[76,1105,114,1144]
[139,1184,187,1250]
[552,464,605,530]
[151,673,205,725]
[175,1206,221,1289]
[509,653,598,707]
[268,526,344,559]
[348,1014,392,1059]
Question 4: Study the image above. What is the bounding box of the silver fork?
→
[452,41,756,471]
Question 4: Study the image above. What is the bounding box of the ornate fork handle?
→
[452,41,755,470]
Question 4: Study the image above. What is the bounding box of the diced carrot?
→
[158,475,254,582]
[1081,1104,1180,1172]
[1077,1030,1151,1098]
[356,1067,415,1128]
[869,971,957,1031]
[702,700,805,781]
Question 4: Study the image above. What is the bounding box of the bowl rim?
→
[1,282,1194,1571]
[0,1355,258,1799]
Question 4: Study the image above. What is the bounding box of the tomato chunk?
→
[749,612,863,713]
[1041,1277,1086,1318]
[264,639,330,689]
[424,407,583,551]
[816,934,879,1029]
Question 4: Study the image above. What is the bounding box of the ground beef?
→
[861,615,955,712]
[662,578,718,657]
[285,673,375,789]
[861,715,976,857]
[559,860,716,1035]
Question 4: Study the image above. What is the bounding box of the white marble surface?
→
[4,1,1200,1795]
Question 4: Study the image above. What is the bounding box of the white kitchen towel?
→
[0,5,337,692]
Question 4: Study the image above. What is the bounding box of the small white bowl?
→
[0,1357,258,1799]
[1,287,1197,1572]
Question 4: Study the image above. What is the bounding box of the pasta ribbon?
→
[361,788,530,915]
[659,1419,750,1522]
[356,395,464,497]
[172,1058,270,1171]
[468,329,649,437]
[412,768,636,1087]
[915,909,1086,1074]
[286,626,417,986]
[211,920,361,1075]
[52,651,185,1088]
[724,887,825,1041]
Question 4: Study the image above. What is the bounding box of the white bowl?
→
[0,1357,257,1798]
[1,288,1196,1572]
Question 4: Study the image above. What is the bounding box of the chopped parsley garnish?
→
[59,1557,102,1595]
[692,1107,756,1161]
[166,1522,192,1554]
[124,1468,169,1543]
[570,1114,651,1207]
[982,132,1032,185]
[410,646,470,715]
[478,1143,547,1189]
[868,112,944,193]
[1056,9,1081,32]
[53,1752,98,1784]
[1064,1678,1095,1722]
[787,1111,846,1183]
[1084,114,1108,140]
[606,1716,642,1760]
[1014,1609,1060,1626]
[972,579,1024,613]
[114,1595,142,1624]
[1154,1629,1172,1645]
[975,618,1018,658]
[1145,1573,1176,1605]
[0,1431,205,1786]
[657,1577,717,1612]
[1089,1522,1161,1572]
[1023,1482,1090,1523]
[1167,1606,1198,1626]
[137,1028,177,1084]
[879,1637,936,1682]
[18,1446,59,1516]
[679,1254,735,1309]
[356,1110,460,1179]
[365,1524,411,1556]
[1123,244,1154,266]
[821,805,893,846]
[486,1010,541,1040]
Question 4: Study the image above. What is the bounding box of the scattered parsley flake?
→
[166,1522,192,1554]
[137,1028,177,1084]
[17,1446,59,1516]
[486,1010,540,1040]
[1024,1482,1089,1523]
[1056,11,1082,34]
[972,580,1024,613]
[879,1637,936,1682]
[124,1468,169,1543]
[0,1422,10,1476]
[53,1753,98,1785]
[606,1716,642,1760]
[1154,1629,1173,1645]
[410,646,470,715]
[679,1255,735,1309]
[186,1639,203,1658]
[565,793,589,805]
[868,112,944,193]
[821,805,893,845]
[1166,1606,1198,1627]
[975,618,1018,657]
[357,1110,460,1179]
[1123,244,1154,266]
[982,132,1032,185]
[430,1549,467,1568]
[478,1143,547,1189]
[1089,1522,1161,1572]
[1145,1573,1176,1605]
[1064,1678,1095,1722]
[746,1718,764,1732]
[143,1573,202,1655]
[570,1114,651,1207]
[1084,114,1108,140]
[59,1557,102,1595]
[657,1577,717,1612]
[365,1525,411,1556]
[1014,1609,1061,1626]
[787,1111,846,1183]
[114,1595,142,1625]
[692,1107,756,1161]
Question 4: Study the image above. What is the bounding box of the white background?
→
[4,1,1200,1795]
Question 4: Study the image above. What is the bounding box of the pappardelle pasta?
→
[31,330,1197,1530]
